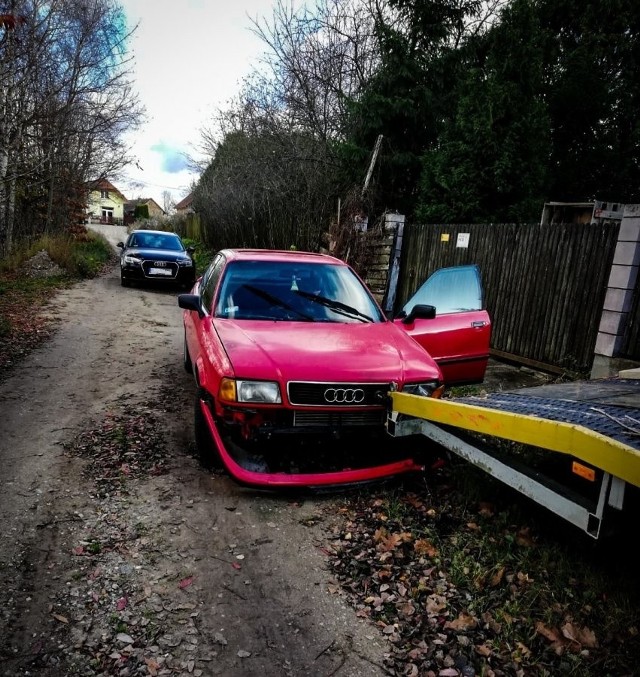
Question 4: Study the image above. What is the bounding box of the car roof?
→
[220,249,346,266]
[130,229,180,237]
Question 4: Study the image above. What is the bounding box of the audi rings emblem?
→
[324,387,365,404]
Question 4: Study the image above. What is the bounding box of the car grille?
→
[142,260,178,278]
[293,410,385,427]
[288,382,389,407]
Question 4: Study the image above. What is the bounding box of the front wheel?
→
[120,273,129,287]
[194,394,223,470]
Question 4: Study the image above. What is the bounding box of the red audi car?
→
[178,249,490,488]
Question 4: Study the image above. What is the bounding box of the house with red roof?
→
[86,179,128,225]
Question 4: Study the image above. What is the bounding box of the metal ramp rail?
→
[387,379,640,539]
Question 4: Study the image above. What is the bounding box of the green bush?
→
[67,236,113,278]
[134,204,150,220]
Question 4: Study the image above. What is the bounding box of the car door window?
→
[201,254,225,312]
[402,264,483,315]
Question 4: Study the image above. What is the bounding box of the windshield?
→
[214,260,384,323]
[129,233,183,251]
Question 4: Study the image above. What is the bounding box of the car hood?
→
[124,247,189,260]
[215,319,442,384]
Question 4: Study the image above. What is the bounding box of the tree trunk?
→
[0,146,9,256]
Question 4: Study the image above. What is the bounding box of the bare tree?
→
[194,0,385,250]
[162,190,174,214]
[0,0,143,255]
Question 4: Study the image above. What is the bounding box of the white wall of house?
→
[87,190,125,222]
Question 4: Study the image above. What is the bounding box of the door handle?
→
[471,321,487,327]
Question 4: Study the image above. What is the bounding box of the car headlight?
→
[177,258,193,267]
[219,378,282,404]
[402,381,444,398]
[123,254,142,265]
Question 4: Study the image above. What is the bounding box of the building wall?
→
[87,190,125,222]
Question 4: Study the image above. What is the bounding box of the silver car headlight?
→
[402,381,444,398]
[177,258,193,267]
[220,378,282,404]
[123,254,142,265]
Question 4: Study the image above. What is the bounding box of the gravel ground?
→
[0,251,389,676]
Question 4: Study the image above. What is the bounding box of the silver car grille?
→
[288,382,389,407]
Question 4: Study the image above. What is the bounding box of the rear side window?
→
[403,265,483,315]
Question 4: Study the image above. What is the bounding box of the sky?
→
[118,0,276,209]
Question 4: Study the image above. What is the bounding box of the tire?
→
[120,274,129,287]
[194,394,222,470]
[183,331,193,374]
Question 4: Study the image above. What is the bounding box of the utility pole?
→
[362,134,383,198]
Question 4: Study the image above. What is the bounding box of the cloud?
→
[150,142,190,174]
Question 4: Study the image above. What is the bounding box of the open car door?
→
[394,264,491,385]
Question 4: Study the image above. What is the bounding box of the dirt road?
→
[0,227,388,676]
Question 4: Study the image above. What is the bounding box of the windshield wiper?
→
[294,290,373,323]
[242,284,314,321]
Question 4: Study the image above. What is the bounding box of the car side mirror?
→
[401,304,436,324]
[116,242,124,248]
[178,293,204,318]
[186,246,195,255]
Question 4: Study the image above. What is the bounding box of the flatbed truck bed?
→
[387,377,640,539]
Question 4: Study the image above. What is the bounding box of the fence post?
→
[382,213,405,316]
[592,204,640,377]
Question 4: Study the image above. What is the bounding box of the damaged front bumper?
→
[199,398,426,488]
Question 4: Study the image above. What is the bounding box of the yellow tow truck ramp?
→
[387,377,640,539]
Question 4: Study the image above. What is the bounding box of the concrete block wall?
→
[594,204,640,358]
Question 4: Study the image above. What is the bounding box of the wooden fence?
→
[392,222,621,374]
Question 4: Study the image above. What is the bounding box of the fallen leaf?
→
[445,611,478,631]
[536,620,560,639]
[52,613,68,624]
[516,571,533,585]
[490,567,505,587]
[478,502,495,516]
[179,576,194,589]
[397,602,416,617]
[476,643,492,657]
[116,596,128,610]
[144,656,160,676]
[425,594,447,616]
[373,527,388,543]
[561,621,598,649]
[405,494,424,509]
[414,538,438,557]
[516,527,536,547]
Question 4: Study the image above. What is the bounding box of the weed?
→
[134,522,148,537]
[182,236,214,276]
[108,613,129,634]
[87,540,101,555]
